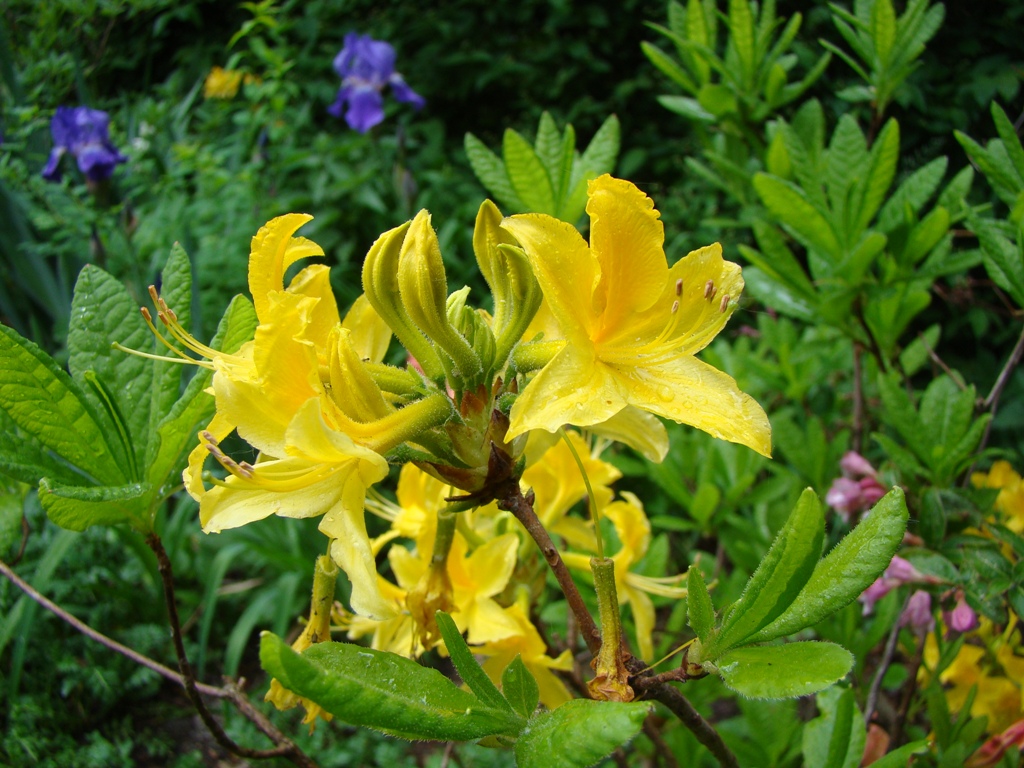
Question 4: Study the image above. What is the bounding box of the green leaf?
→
[68,265,149,478]
[0,325,125,486]
[534,112,563,177]
[709,489,824,656]
[656,95,716,122]
[716,642,853,699]
[747,487,908,644]
[971,215,1024,308]
[802,687,865,768]
[865,740,929,768]
[553,124,577,216]
[687,565,716,644]
[39,478,151,531]
[854,119,900,232]
[0,408,88,487]
[514,699,650,768]
[465,133,524,213]
[728,0,756,88]
[877,156,948,233]
[501,655,540,719]
[435,611,516,716]
[504,129,556,215]
[148,244,193,439]
[753,173,839,257]
[992,102,1024,186]
[259,633,520,741]
[870,0,897,67]
[642,41,699,94]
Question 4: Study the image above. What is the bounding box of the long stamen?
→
[139,306,212,367]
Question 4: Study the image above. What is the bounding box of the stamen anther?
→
[719,294,730,312]
[704,280,716,300]
[675,278,683,297]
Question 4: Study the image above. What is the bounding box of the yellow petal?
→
[321,476,397,620]
[460,598,522,645]
[615,355,772,457]
[248,214,324,322]
[507,345,626,440]
[341,294,392,364]
[501,213,599,347]
[604,496,650,560]
[184,411,234,501]
[286,264,341,350]
[457,532,519,599]
[587,407,669,463]
[624,584,655,661]
[587,175,667,338]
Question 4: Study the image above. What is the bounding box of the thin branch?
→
[643,714,680,768]
[864,594,910,726]
[983,323,1024,411]
[145,535,319,768]
[496,481,601,655]
[0,557,225,699]
[646,683,740,768]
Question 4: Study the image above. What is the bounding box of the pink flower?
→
[840,451,878,478]
[966,718,1024,767]
[858,556,935,615]
[944,593,978,633]
[899,590,934,631]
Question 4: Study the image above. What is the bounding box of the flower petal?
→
[507,345,627,440]
[248,214,324,322]
[345,87,385,133]
[501,213,599,347]
[587,175,667,338]
[615,355,772,457]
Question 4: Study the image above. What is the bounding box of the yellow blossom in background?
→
[923,613,1024,734]
[476,599,574,710]
[501,175,771,458]
[521,430,620,551]
[562,493,686,660]
[972,461,1024,534]
[203,66,243,99]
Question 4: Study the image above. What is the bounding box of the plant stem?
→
[144,535,319,768]
[645,682,740,768]
[864,594,910,726]
[495,480,600,655]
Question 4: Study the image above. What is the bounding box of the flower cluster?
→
[328,32,425,133]
[149,175,769,718]
[826,451,887,522]
[42,106,126,183]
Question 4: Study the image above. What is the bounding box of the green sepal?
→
[686,565,715,644]
[513,699,651,768]
[715,642,853,700]
[709,488,824,656]
[501,655,540,719]
[258,633,521,741]
[435,610,518,718]
[746,487,908,644]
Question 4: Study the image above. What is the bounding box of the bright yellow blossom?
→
[501,175,771,457]
[972,461,1024,534]
[182,215,450,620]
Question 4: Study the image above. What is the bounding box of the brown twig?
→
[496,483,738,767]
[145,534,318,768]
[864,594,910,726]
[496,481,601,655]
[889,629,926,748]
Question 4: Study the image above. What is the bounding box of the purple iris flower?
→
[328,33,425,133]
[42,107,127,183]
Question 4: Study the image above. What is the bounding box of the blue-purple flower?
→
[328,33,425,133]
[42,107,126,183]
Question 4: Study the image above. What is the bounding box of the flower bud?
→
[398,210,483,382]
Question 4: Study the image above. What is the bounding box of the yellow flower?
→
[181,215,451,620]
[562,493,686,660]
[972,461,1024,534]
[476,600,574,710]
[501,175,770,457]
[203,66,243,99]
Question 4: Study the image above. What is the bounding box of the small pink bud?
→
[944,594,979,633]
[859,577,892,615]
[840,450,877,478]
[826,477,862,519]
[884,556,923,583]
[858,476,887,507]
[900,590,934,631]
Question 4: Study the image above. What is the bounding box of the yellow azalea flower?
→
[203,66,243,99]
[521,430,620,551]
[181,215,450,620]
[477,600,574,710]
[562,493,686,660]
[501,174,771,457]
[972,461,1024,534]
